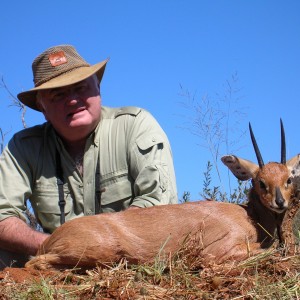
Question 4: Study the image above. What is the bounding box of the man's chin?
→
[65,117,100,133]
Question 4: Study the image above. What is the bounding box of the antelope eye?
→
[287,178,292,185]
[259,180,266,189]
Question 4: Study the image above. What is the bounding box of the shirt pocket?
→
[31,180,73,233]
[136,133,164,153]
[100,173,134,212]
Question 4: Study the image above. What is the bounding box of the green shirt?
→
[0,106,178,233]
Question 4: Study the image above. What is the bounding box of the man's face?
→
[37,75,101,142]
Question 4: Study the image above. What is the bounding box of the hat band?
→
[34,63,90,87]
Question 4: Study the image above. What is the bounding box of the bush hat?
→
[17,45,108,111]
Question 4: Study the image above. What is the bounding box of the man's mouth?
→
[67,107,86,118]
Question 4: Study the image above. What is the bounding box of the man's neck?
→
[63,139,86,176]
[64,139,86,160]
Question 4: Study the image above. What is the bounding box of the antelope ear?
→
[286,154,300,175]
[287,154,300,191]
[221,155,259,181]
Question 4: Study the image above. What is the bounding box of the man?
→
[0,45,178,268]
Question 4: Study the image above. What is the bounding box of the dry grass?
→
[0,245,300,300]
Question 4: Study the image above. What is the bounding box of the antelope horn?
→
[249,122,264,168]
[280,118,286,164]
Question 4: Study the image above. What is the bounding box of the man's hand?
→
[0,217,49,255]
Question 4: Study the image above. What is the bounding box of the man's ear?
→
[36,95,49,121]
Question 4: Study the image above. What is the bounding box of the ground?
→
[0,249,300,299]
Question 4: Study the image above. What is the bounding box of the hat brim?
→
[17,59,108,111]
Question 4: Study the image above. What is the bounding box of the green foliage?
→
[229,178,250,204]
[180,191,191,203]
[200,160,250,203]
[201,161,221,201]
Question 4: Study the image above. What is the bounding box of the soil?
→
[0,267,57,284]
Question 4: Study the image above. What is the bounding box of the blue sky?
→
[1,1,300,200]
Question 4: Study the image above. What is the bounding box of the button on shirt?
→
[0,106,178,233]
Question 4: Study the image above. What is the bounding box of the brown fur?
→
[25,153,300,270]
[26,201,260,270]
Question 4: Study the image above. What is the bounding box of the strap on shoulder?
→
[115,106,142,117]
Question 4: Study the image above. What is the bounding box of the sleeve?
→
[127,109,178,207]
[0,134,36,222]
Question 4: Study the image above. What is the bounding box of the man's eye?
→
[52,92,65,102]
[76,85,87,93]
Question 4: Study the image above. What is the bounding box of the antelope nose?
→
[275,187,285,208]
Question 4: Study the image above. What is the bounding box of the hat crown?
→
[32,45,90,87]
[17,44,108,111]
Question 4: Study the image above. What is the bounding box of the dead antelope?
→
[26,120,300,270]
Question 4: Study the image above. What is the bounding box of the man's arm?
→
[128,109,178,207]
[0,217,49,255]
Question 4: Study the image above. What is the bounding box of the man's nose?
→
[65,90,81,105]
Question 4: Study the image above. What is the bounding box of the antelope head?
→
[222,120,300,213]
